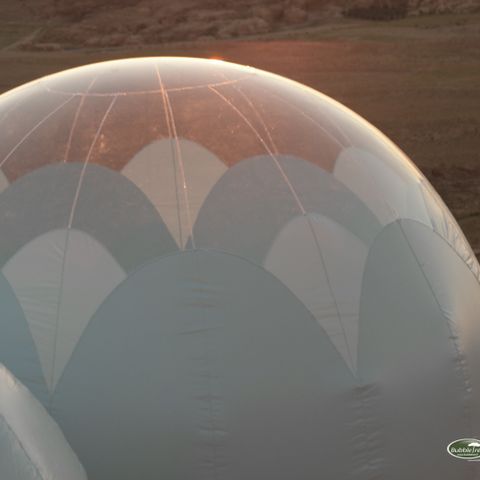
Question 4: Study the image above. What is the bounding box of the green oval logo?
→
[447,438,480,460]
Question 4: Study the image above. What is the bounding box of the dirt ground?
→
[0,12,479,258]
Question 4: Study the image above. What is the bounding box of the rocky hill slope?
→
[6,0,480,48]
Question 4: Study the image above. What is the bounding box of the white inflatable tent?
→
[0,57,479,479]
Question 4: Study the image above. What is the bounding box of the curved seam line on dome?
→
[50,95,118,397]
[253,82,351,149]
[48,228,71,398]
[397,220,474,437]
[268,88,349,149]
[208,85,306,215]
[35,233,131,394]
[41,76,253,97]
[232,84,283,156]
[67,95,118,228]
[305,215,356,374]
[63,77,98,163]
[384,218,480,289]
[47,226,126,396]
[0,415,46,480]
[167,75,252,92]
[155,65,196,249]
[0,95,76,169]
[247,65,366,140]
[357,218,480,375]
[164,79,195,248]
[63,96,83,163]
[228,83,356,373]
[233,86,379,240]
[419,178,480,283]
[155,65,185,248]
[212,73,309,174]
[215,68,349,150]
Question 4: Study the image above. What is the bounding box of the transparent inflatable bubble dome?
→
[1,57,480,480]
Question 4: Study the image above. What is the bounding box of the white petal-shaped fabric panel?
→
[334,147,431,227]
[52,250,355,480]
[264,213,367,372]
[122,138,227,248]
[0,364,87,480]
[0,169,8,193]
[2,229,126,391]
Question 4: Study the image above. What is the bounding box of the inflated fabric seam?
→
[49,228,71,401]
[0,414,45,480]
[207,84,307,215]
[192,250,222,480]
[67,95,118,228]
[398,220,474,438]
[63,77,97,164]
[402,218,480,288]
[253,82,349,149]
[0,95,76,170]
[154,67,183,248]
[420,179,480,284]
[155,64,195,249]
[226,85,356,372]
[305,214,356,373]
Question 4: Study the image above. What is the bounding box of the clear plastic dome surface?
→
[0,57,479,480]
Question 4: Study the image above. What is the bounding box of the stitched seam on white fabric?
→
[0,415,45,480]
[155,65,185,248]
[208,85,306,215]
[398,220,473,437]
[0,95,76,169]
[155,64,195,249]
